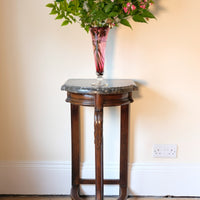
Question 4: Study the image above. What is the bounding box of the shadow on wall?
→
[105,28,117,79]
[104,0,165,79]
[132,80,177,120]
[129,80,178,163]
[151,0,166,15]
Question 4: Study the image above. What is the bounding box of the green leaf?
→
[132,15,147,23]
[101,2,105,8]
[60,2,64,10]
[85,26,90,33]
[55,14,64,19]
[68,15,76,22]
[50,9,58,15]
[61,20,69,26]
[104,3,113,13]
[141,10,156,18]
[120,19,132,28]
[63,0,68,10]
[94,10,107,20]
[56,0,64,2]
[108,12,118,18]
[46,3,55,8]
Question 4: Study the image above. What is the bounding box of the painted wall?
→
[1,0,200,174]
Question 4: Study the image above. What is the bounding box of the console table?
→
[61,79,137,200]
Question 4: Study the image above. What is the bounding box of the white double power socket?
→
[152,144,177,158]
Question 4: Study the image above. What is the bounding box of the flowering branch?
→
[46,0,155,32]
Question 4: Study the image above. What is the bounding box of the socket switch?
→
[152,144,177,158]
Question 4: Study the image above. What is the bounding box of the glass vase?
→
[90,26,110,86]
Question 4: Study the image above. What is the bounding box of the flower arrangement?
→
[46,0,155,32]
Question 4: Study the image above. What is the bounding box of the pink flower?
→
[126,2,131,7]
[144,0,147,2]
[123,7,128,13]
[140,4,146,9]
[111,0,114,2]
[131,5,136,10]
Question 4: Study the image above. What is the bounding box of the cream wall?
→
[0,0,200,165]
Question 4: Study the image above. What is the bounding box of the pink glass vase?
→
[90,27,110,85]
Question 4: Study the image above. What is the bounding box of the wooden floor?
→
[0,196,200,200]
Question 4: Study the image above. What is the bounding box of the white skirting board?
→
[0,161,200,196]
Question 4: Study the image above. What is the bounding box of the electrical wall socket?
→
[152,144,177,158]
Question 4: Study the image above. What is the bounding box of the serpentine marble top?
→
[61,79,137,94]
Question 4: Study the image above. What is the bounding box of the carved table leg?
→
[71,104,82,200]
[118,104,129,200]
[94,94,104,200]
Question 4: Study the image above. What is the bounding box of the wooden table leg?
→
[94,94,104,200]
[118,104,129,200]
[71,104,81,200]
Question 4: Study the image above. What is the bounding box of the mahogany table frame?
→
[64,82,136,200]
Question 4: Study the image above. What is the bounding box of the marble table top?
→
[61,79,137,94]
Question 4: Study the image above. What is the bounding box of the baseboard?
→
[0,161,200,196]
[0,161,71,195]
[129,163,200,196]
